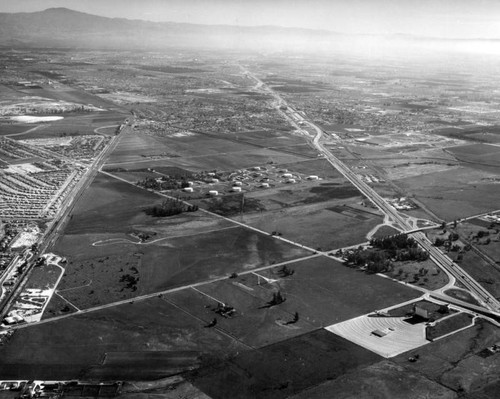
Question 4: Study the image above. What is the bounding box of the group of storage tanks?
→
[182,168,319,196]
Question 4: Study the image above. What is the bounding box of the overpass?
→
[241,66,500,314]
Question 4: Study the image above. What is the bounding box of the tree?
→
[285,312,299,325]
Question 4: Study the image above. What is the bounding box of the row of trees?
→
[138,176,191,191]
[344,249,392,274]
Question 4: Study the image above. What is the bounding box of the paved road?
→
[242,66,500,315]
[0,126,125,319]
[8,253,321,331]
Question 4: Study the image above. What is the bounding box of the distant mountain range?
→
[0,7,343,51]
[0,8,498,53]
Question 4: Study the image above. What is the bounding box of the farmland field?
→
[189,329,381,399]
[289,360,456,399]
[392,319,500,395]
[0,297,246,380]
[395,167,500,220]
[242,201,383,250]
[446,144,500,167]
[53,225,309,310]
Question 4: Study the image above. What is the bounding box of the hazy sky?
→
[2,0,500,39]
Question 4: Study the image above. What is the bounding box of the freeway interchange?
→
[243,67,500,316]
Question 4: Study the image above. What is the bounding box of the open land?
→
[0,42,499,399]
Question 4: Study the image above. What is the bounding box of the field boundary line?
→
[91,225,239,247]
[98,169,321,254]
[8,253,322,330]
[54,292,82,312]
[159,296,254,350]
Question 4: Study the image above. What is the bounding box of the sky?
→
[1,0,500,39]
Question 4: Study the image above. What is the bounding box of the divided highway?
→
[242,67,500,315]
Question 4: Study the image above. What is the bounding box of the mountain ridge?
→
[0,8,498,52]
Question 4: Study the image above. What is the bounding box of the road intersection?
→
[242,66,500,316]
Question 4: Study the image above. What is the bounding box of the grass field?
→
[106,129,312,166]
[446,143,500,166]
[288,360,456,399]
[242,201,382,250]
[247,256,419,326]
[188,329,381,399]
[393,319,500,394]
[4,113,124,140]
[426,313,474,341]
[451,249,500,299]
[385,259,449,290]
[53,224,309,310]
[0,297,246,380]
[0,123,33,136]
[49,168,310,309]
[371,225,401,239]
[395,166,500,220]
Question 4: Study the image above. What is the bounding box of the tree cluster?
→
[345,249,392,274]
[138,176,191,191]
[370,234,429,262]
[120,274,138,290]
[144,198,198,217]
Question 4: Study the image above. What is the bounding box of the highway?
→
[242,66,500,315]
[0,125,126,319]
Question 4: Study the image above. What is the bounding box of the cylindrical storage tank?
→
[208,190,218,196]
[231,186,242,192]
[183,187,194,193]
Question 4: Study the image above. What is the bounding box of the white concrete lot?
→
[325,314,429,358]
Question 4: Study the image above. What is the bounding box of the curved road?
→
[242,66,500,315]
